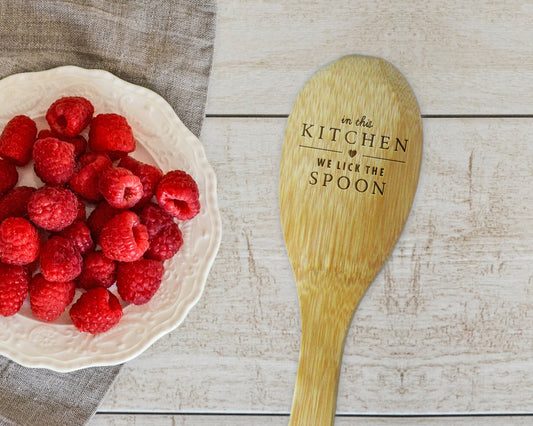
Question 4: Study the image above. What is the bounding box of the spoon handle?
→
[289,283,355,426]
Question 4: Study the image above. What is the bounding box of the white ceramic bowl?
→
[0,66,221,372]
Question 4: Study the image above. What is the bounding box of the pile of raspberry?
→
[0,96,200,334]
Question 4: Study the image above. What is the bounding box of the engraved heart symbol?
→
[348,150,357,158]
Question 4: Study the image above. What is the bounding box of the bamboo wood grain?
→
[280,55,423,424]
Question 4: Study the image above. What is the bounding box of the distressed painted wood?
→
[90,414,533,425]
[279,56,422,424]
[91,1,533,423]
[99,117,533,416]
[208,0,533,115]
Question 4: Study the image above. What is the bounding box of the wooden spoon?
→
[279,55,423,425]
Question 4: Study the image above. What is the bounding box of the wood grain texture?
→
[208,0,533,115]
[99,116,533,415]
[90,414,533,425]
[279,55,423,425]
[92,1,533,423]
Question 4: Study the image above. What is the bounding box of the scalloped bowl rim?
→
[0,66,221,372]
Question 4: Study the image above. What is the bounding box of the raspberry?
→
[33,137,76,185]
[0,158,18,197]
[75,196,86,221]
[0,115,37,165]
[119,156,163,206]
[28,186,78,231]
[0,263,30,316]
[58,220,94,255]
[63,135,87,158]
[46,96,94,137]
[69,152,112,202]
[156,170,200,220]
[89,113,135,156]
[40,236,82,282]
[100,211,149,262]
[77,251,116,290]
[116,259,164,305]
[37,129,53,139]
[0,217,40,265]
[139,202,174,239]
[139,203,183,261]
[108,151,129,161]
[145,223,183,261]
[29,274,75,322]
[78,151,107,169]
[69,287,123,334]
[25,258,40,275]
[98,167,143,209]
[86,201,122,244]
[0,186,36,222]
[38,129,87,158]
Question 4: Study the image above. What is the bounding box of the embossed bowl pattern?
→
[0,66,221,372]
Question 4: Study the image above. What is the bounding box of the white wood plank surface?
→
[94,1,533,423]
[91,414,533,425]
[97,116,533,416]
[207,0,533,115]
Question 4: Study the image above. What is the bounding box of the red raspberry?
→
[69,152,112,202]
[139,203,183,261]
[33,137,76,185]
[0,217,40,265]
[139,202,174,239]
[28,186,78,231]
[146,223,183,261]
[86,201,122,244]
[0,263,30,316]
[77,251,116,290]
[46,96,94,137]
[98,167,143,209]
[75,196,86,221]
[29,274,75,322]
[89,113,135,156]
[37,129,53,139]
[0,159,18,197]
[69,287,123,334]
[0,186,35,222]
[38,129,87,158]
[0,115,37,165]
[58,220,94,255]
[117,259,164,305]
[78,151,108,169]
[25,258,40,275]
[119,156,163,206]
[63,134,87,158]
[108,151,129,161]
[40,236,82,282]
[156,170,200,220]
[100,211,149,262]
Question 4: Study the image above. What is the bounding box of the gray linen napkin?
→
[0,1,216,425]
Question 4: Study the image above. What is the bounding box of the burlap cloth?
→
[0,1,216,424]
